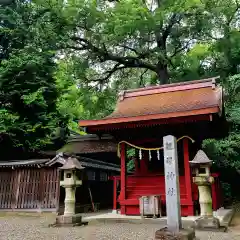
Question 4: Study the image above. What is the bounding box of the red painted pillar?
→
[211,174,220,210]
[112,177,117,213]
[120,142,126,214]
[211,178,217,211]
[183,138,194,216]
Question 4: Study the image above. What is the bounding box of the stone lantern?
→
[190,150,220,229]
[55,156,84,226]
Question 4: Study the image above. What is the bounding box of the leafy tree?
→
[45,0,209,85]
[203,74,240,169]
[202,0,240,79]
[202,74,240,200]
[55,59,116,122]
[0,1,67,156]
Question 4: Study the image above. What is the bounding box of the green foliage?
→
[127,160,135,173]
[203,74,240,169]
[126,148,136,172]
[127,147,136,172]
[0,109,19,134]
[43,0,215,85]
[127,148,136,158]
[221,182,232,199]
[0,1,67,153]
[55,59,116,122]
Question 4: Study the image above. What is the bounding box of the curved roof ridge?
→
[118,76,219,101]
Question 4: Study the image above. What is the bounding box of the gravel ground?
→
[0,214,240,240]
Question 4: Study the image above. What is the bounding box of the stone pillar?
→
[193,176,220,229]
[64,186,76,216]
[163,135,182,232]
[198,184,213,217]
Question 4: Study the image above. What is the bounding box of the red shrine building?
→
[79,78,227,217]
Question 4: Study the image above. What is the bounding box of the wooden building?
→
[56,134,120,211]
[79,78,227,216]
[0,134,120,212]
[0,159,60,211]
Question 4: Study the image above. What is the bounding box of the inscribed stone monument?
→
[163,135,182,232]
[155,135,195,240]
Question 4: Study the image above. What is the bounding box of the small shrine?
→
[79,77,228,217]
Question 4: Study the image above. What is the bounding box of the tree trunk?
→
[156,63,169,85]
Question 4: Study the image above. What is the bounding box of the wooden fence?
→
[0,168,59,210]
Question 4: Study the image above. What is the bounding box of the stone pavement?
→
[0,214,240,240]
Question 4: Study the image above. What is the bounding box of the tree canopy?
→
[0,1,68,157]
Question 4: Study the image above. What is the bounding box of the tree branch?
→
[139,69,148,87]
[154,13,182,57]
[227,3,240,26]
[162,13,179,43]
[91,63,126,82]
[170,39,192,58]
[117,44,139,55]
[65,45,88,51]
[70,36,157,73]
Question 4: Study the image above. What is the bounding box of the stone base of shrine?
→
[155,227,195,240]
[194,216,226,232]
[50,214,87,227]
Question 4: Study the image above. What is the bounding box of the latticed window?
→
[87,170,96,181]
[100,171,108,181]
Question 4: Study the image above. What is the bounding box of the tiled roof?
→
[57,136,117,154]
[48,153,120,172]
[79,156,120,172]
[79,77,223,127]
[106,85,220,119]
[0,154,120,172]
[0,159,50,168]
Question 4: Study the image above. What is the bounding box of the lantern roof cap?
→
[190,150,212,165]
[59,157,85,170]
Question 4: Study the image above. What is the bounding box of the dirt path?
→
[0,214,240,240]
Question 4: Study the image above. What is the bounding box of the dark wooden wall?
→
[0,166,117,212]
[0,168,59,210]
[59,179,114,213]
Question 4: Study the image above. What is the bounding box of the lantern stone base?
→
[195,216,225,231]
[155,227,195,240]
[52,214,85,227]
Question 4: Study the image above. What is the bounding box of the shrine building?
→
[79,77,228,217]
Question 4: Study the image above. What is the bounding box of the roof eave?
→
[79,107,220,128]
